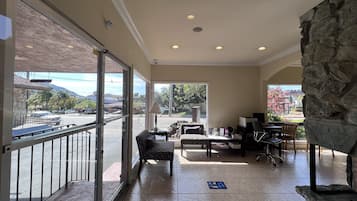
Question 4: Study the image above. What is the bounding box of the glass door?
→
[101,53,130,201]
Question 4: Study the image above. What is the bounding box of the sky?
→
[154,83,170,92]
[268,84,302,91]
[0,15,12,40]
[15,72,146,96]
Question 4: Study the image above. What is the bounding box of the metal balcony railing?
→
[9,123,97,201]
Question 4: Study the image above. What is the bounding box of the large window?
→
[154,83,207,139]
[132,74,147,164]
[267,84,305,139]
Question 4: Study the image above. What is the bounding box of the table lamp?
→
[150,102,161,131]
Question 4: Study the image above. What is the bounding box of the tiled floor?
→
[122,148,348,201]
[47,181,120,201]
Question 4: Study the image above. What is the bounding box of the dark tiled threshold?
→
[296,185,357,201]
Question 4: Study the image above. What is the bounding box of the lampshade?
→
[150,102,161,114]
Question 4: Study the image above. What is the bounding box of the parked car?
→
[83,108,96,114]
[160,107,169,114]
[65,109,76,114]
[30,111,61,125]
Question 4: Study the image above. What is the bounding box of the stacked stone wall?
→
[301,0,357,154]
[300,0,357,191]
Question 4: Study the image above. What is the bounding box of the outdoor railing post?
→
[65,135,69,189]
[88,133,91,181]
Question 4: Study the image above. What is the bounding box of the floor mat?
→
[207,181,227,189]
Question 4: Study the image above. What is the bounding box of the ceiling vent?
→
[193,27,203,32]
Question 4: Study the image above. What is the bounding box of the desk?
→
[149,130,169,141]
[263,125,282,157]
[263,125,282,132]
[207,135,245,157]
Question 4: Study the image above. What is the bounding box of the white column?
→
[0,0,15,200]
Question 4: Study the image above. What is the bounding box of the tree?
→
[154,84,207,114]
[48,91,76,111]
[267,87,288,115]
[74,99,96,111]
[38,90,53,109]
[133,93,146,114]
[155,87,169,108]
[27,90,53,110]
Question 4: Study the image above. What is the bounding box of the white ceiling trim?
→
[154,61,257,67]
[259,44,301,66]
[112,0,153,64]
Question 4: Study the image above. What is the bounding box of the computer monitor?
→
[253,113,265,123]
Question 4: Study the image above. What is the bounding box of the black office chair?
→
[252,121,283,167]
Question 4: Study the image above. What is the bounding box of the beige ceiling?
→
[121,0,323,66]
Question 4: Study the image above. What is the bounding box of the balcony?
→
[9,116,123,201]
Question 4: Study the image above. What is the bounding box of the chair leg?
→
[293,139,296,154]
[306,143,309,152]
[206,143,209,157]
[138,159,142,177]
[170,160,173,176]
[318,146,321,158]
[181,142,183,156]
[332,149,335,158]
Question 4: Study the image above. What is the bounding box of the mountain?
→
[43,83,84,98]
[40,83,122,103]
[86,93,122,104]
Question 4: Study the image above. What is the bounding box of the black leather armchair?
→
[136,130,174,176]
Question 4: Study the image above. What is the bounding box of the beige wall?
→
[260,51,301,81]
[47,0,151,79]
[268,67,302,84]
[259,51,302,111]
[152,65,261,127]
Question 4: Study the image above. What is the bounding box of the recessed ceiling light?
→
[171,44,180,49]
[15,55,28,61]
[67,45,74,48]
[187,15,195,20]
[215,46,224,50]
[258,46,267,51]
[25,45,33,49]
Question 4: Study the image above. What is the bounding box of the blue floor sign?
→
[207,181,227,189]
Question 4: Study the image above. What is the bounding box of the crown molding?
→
[258,44,300,66]
[152,61,258,67]
[112,0,153,64]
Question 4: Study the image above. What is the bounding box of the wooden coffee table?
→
[207,135,245,157]
[180,134,245,157]
[180,134,209,156]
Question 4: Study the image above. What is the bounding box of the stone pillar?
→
[301,0,357,154]
[347,156,357,191]
[352,157,357,191]
[300,0,357,190]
